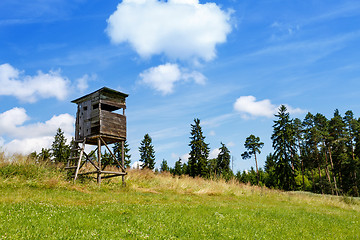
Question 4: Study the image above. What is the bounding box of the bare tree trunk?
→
[298,142,305,190]
[328,146,339,195]
[350,143,359,196]
[254,153,259,185]
[311,169,315,192]
[316,153,324,194]
[323,146,334,195]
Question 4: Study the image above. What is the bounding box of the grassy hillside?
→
[0,153,359,239]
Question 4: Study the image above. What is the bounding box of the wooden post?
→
[121,140,126,186]
[97,137,101,185]
[74,139,85,182]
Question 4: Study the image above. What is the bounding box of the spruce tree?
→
[188,118,209,177]
[113,140,131,168]
[139,134,155,170]
[217,142,231,177]
[264,153,277,188]
[207,158,218,178]
[271,105,297,191]
[51,128,70,163]
[241,135,264,185]
[173,158,183,175]
[160,159,169,172]
[38,148,51,163]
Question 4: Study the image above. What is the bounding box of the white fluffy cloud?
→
[234,96,277,118]
[75,74,91,93]
[0,107,75,154]
[139,63,206,94]
[209,148,220,159]
[234,96,305,118]
[181,153,190,162]
[0,63,71,103]
[131,161,143,169]
[106,0,232,61]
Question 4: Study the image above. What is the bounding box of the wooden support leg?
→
[122,140,126,186]
[97,138,101,185]
[74,139,85,183]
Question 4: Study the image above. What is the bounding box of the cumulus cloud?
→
[106,0,232,61]
[227,141,235,147]
[139,63,206,94]
[75,74,91,93]
[181,153,190,162]
[5,137,54,155]
[209,148,220,159]
[171,153,189,162]
[0,63,71,103]
[234,96,276,118]
[131,161,143,169]
[234,96,305,118]
[0,107,74,154]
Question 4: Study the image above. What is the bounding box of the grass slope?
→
[0,155,359,239]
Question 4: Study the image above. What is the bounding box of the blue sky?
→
[1,0,360,172]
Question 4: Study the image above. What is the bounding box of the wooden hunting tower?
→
[66,87,129,184]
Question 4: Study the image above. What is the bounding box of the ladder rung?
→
[65,166,77,169]
[71,148,82,151]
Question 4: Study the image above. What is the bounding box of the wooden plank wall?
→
[100,111,126,139]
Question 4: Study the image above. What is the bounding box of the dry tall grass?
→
[126,168,265,196]
[0,151,359,211]
[125,169,360,210]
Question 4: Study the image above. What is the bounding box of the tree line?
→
[138,106,360,197]
[238,105,359,197]
[29,105,360,197]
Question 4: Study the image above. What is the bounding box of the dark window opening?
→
[93,104,99,110]
[84,106,88,111]
[91,126,100,134]
[101,103,120,112]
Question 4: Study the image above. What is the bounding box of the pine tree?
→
[271,105,297,191]
[113,140,131,169]
[188,118,209,177]
[241,135,264,185]
[217,142,231,177]
[51,128,70,163]
[139,134,155,170]
[329,109,347,192]
[314,113,336,194]
[293,118,306,190]
[343,110,359,196]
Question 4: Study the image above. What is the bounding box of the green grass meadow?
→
[0,156,359,239]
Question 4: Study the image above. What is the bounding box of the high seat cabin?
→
[67,87,129,184]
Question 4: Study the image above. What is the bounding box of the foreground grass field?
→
[0,155,359,239]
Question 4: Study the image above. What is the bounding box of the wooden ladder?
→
[65,139,86,182]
